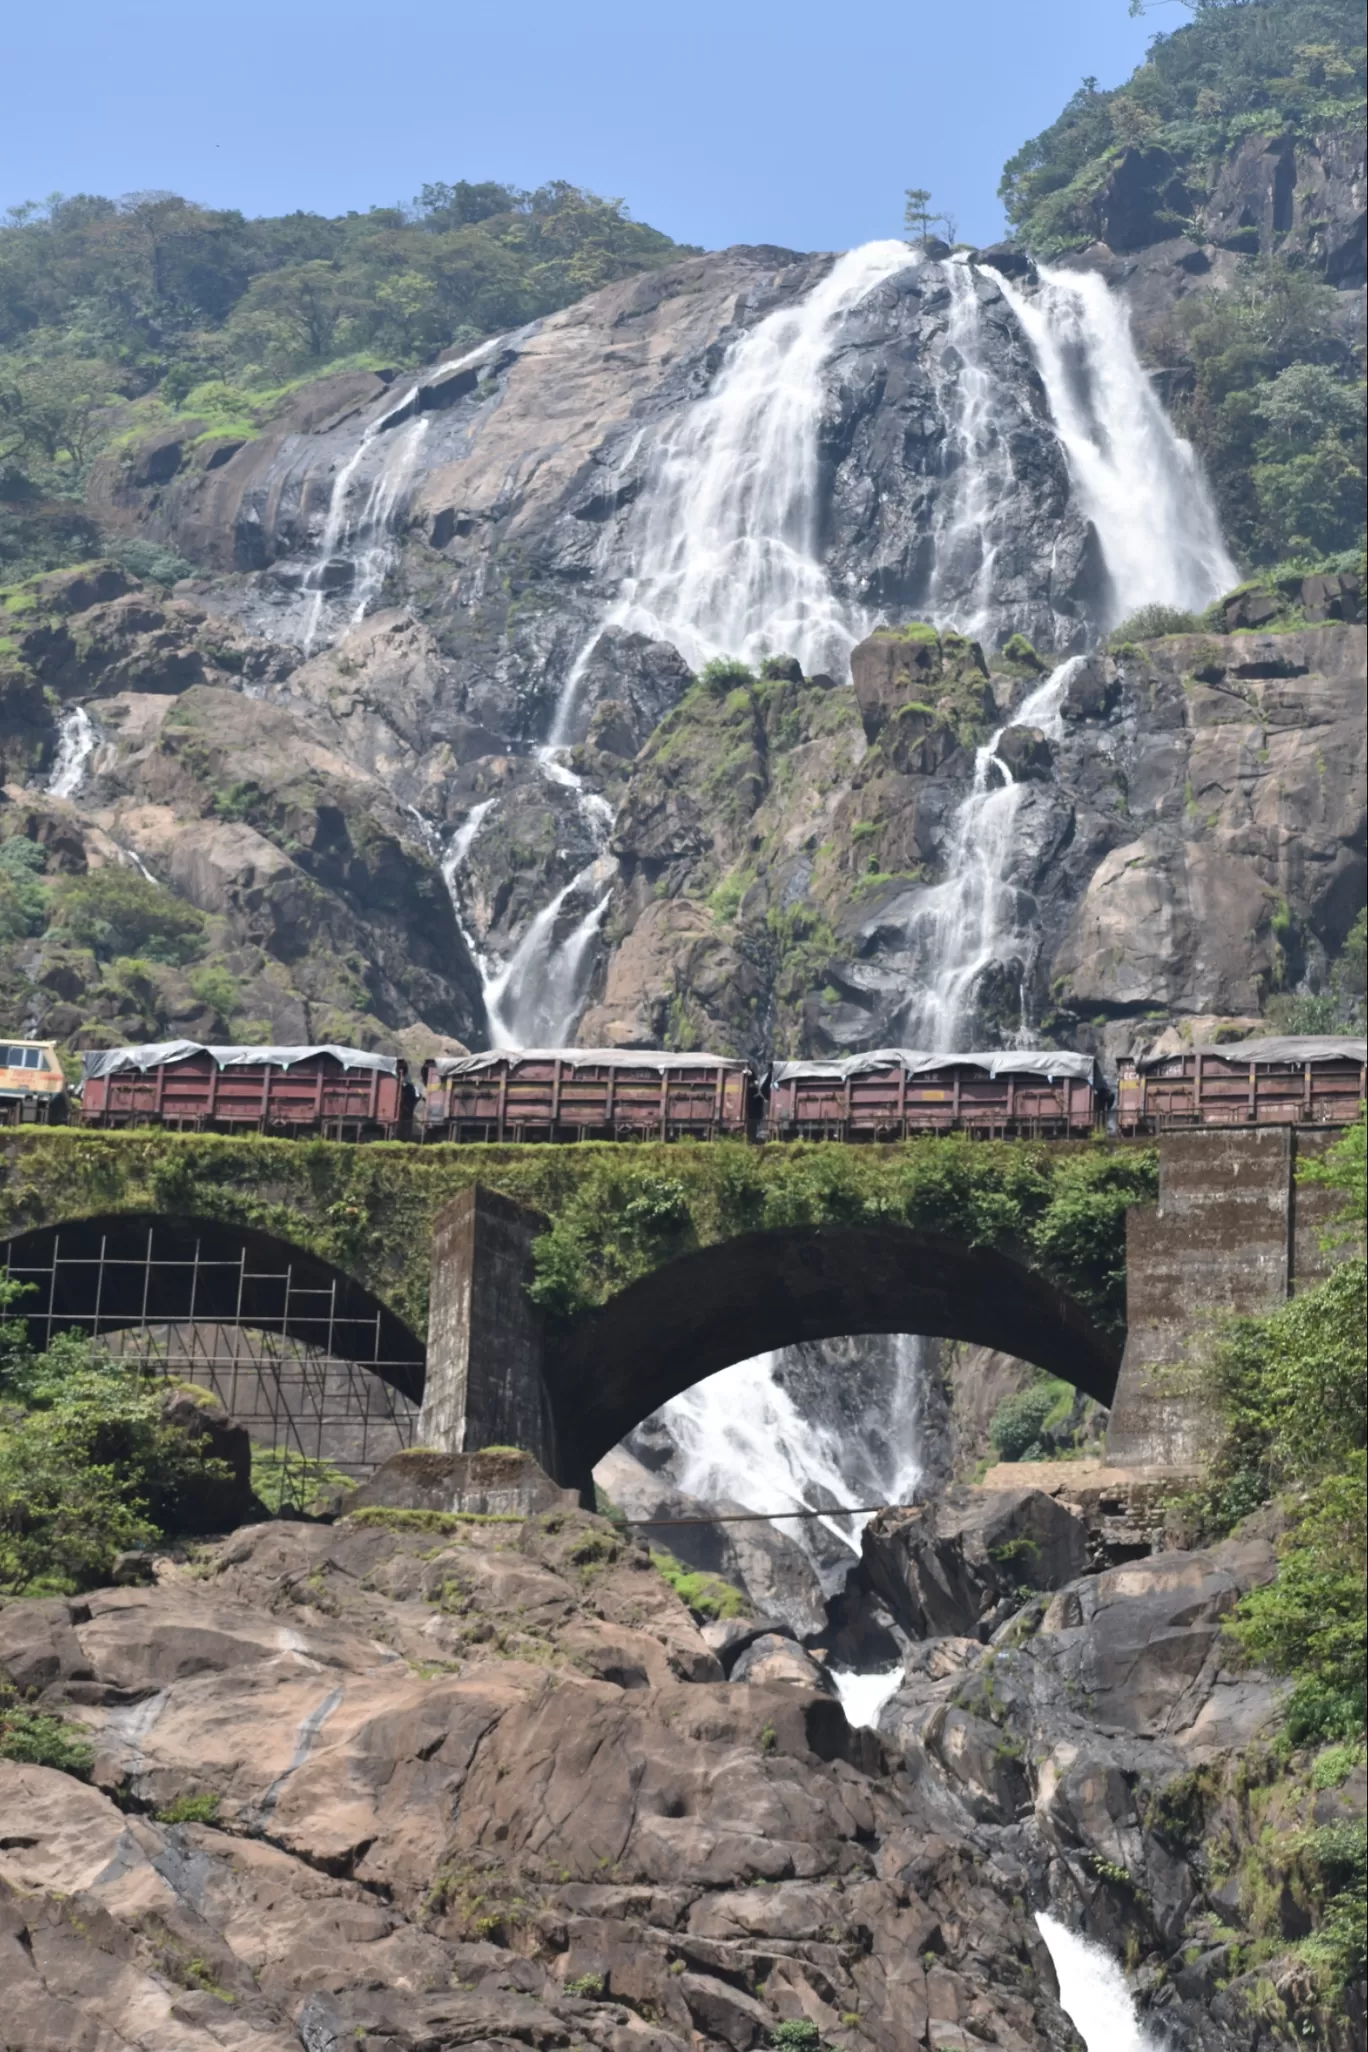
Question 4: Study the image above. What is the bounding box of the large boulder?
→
[862,1484,1089,1641]
[159,1385,255,1532]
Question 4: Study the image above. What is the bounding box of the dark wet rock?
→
[997,723,1054,782]
[159,1386,255,1532]
[862,1484,1090,1642]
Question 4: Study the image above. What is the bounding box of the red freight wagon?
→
[767,1049,1102,1140]
[421,1049,756,1142]
[1117,1034,1366,1135]
[79,1043,412,1140]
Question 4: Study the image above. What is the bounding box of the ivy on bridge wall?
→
[0,1131,1159,1341]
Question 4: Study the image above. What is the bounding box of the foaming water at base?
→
[830,1666,902,1731]
[1035,1913,1165,2052]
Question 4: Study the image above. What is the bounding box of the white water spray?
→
[830,1666,903,1730]
[658,1333,927,1576]
[993,262,1236,622]
[551,239,916,744]
[900,656,1083,1050]
[1036,1914,1166,2052]
[47,706,97,800]
[482,857,614,1048]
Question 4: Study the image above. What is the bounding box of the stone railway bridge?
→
[0,1126,1339,1493]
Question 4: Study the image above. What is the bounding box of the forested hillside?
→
[1002,0,1366,568]
[0,181,689,580]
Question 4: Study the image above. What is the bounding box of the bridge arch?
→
[544,1223,1122,1481]
[1,1212,426,1405]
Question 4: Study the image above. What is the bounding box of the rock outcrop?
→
[1,1505,1091,2052]
[577,621,1366,1061]
[2,1487,1353,2049]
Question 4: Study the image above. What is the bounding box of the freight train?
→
[1115,1035,1367,1135]
[77,1042,413,1140]
[54,1034,1367,1142]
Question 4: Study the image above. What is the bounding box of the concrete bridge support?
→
[417,1188,556,1475]
[1106,1127,1336,1469]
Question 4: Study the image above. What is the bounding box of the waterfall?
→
[566,239,918,706]
[658,1333,927,1573]
[526,241,920,1037]
[898,656,1083,1050]
[830,1666,904,1730]
[1036,1915,1165,2052]
[440,773,613,1050]
[301,408,429,653]
[47,706,97,800]
[992,261,1236,622]
[927,259,1021,641]
[483,858,614,1048]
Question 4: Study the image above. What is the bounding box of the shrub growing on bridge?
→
[0,1127,1159,1345]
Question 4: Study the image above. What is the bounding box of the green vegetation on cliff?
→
[1001,0,1366,570]
[1172,1116,1366,2013]
[1001,0,1364,253]
[0,181,691,580]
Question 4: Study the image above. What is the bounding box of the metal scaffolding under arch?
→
[2,1213,426,1490]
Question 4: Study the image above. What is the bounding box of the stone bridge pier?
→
[1105,1126,1338,1468]
[417,1128,1343,1493]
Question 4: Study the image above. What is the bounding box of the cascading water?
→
[927,258,1023,641]
[894,255,1235,1048]
[659,1334,926,1569]
[1035,1915,1165,2052]
[552,237,918,745]
[47,706,97,800]
[439,767,614,1049]
[898,656,1083,1050]
[511,242,918,1046]
[300,409,429,653]
[482,856,614,1048]
[992,261,1237,621]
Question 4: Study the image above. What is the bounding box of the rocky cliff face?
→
[576,616,1365,1063]
[2,1488,1354,2050]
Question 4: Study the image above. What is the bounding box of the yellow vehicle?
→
[0,1040,67,1125]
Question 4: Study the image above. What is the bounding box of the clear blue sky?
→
[2,1,1157,251]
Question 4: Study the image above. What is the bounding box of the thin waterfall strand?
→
[900,657,1083,1050]
[928,260,1018,640]
[993,262,1236,621]
[47,706,97,800]
[1036,1915,1165,2052]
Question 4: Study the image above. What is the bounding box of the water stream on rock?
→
[897,655,1083,1050]
[47,706,97,800]
[655,1335,927,1564]
[1036,1914,1166,2051]
[300,408,429,654]
[554,237,920,736]
[927,257,1023,642]
[993,261,1237,621]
